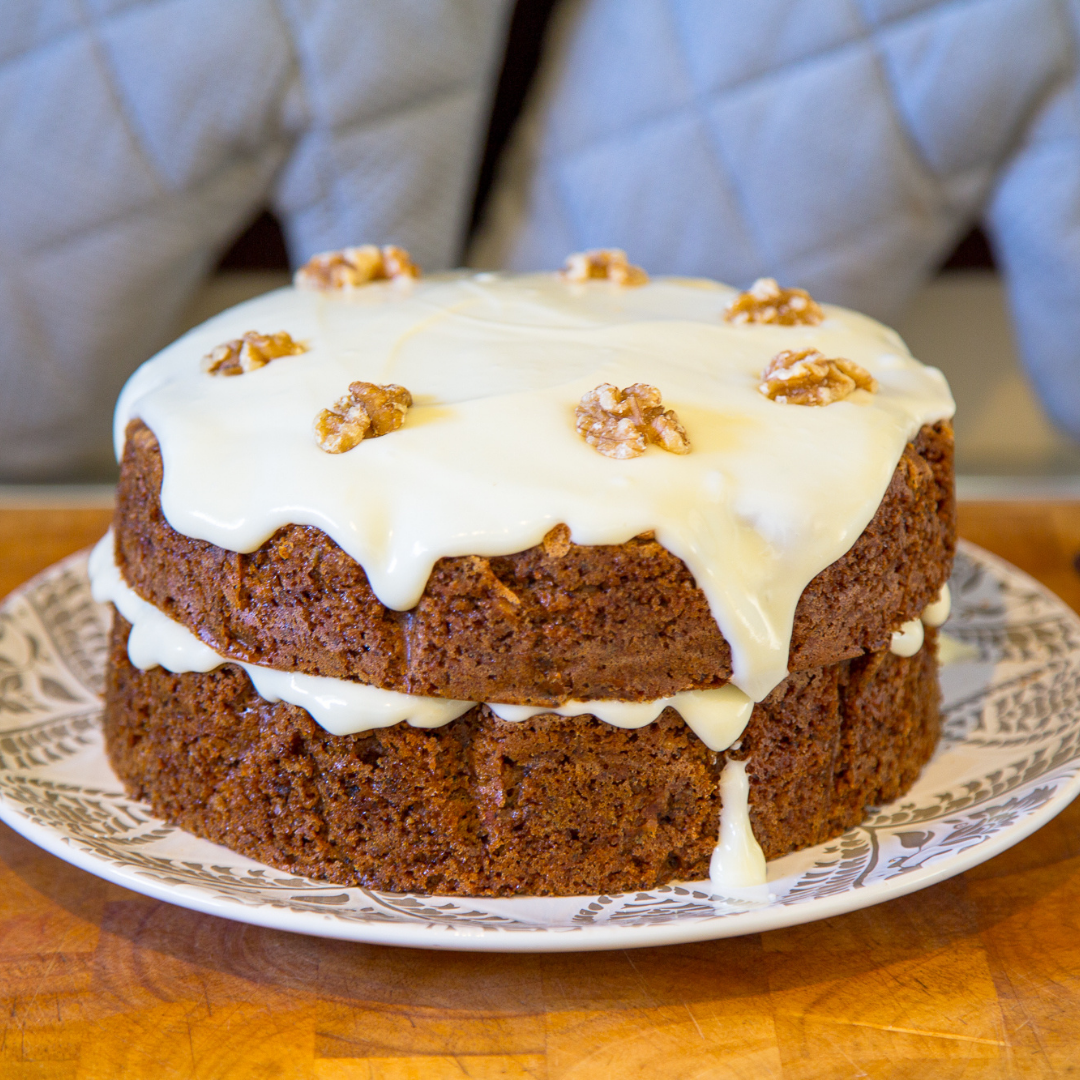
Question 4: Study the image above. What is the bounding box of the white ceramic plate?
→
[2,541,1079,952]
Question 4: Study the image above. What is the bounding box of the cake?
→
[92,249,956,897]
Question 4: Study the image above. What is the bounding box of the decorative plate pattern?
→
[2,541,1079,952]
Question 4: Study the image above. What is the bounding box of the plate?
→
[2,541,1079,952]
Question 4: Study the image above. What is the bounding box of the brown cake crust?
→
[104,614,941,897]
[113,419,955,705]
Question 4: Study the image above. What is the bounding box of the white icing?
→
[90,533,474,736]
[887,587,950,658]
[890,617,925,657]
[709,758,767,888]
[113,272,954,702]
[488,685,753,752]
[90,533,221,674]
[245,671,471,735]
[922,583,951,628]
[90,531,752,748]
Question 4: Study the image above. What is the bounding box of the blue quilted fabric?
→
[4,0,1079,479]
[0,0,510,480]
[474,0,1080,443]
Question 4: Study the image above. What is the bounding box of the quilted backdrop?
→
[474,0,1080,443]
[0,0,511,480]
[3,0,1080,479]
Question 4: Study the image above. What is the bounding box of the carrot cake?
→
[91,249,956,896]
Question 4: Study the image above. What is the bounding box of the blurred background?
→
[3,0,1079,500]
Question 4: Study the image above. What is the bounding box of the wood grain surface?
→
[2,503,1080,1079]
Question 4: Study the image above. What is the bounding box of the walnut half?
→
[561,249,649,286]
[314,381,412,453]
[725,277,824,326]
[295,245,420,290]
[202,330,307,376]
[541,523,572,559]
[575,383,690,459]
[759,349,878,406]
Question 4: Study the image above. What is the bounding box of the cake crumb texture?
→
[104,616,941,897]
[113,419,955,705]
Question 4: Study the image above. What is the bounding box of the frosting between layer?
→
[113,272,954,702]
[90,532,755,748]
[487,688,753,752]
[90,535,473,734]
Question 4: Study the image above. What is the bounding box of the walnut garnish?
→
[759,349,878,406]
[463,556,522,608]
[202,330,307,376]
[541,524,572,559]
[725,277,823,326]
[314,381,412,453]
[295,244,420,290]
[575,383,690,459]
[561,249,649,286]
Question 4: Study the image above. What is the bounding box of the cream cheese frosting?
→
[889,585,950,656]
[90,530,755,749]
[113,271,954,702]
[889,617,926,658]
[922,583,951,628]
[487,688,753,752]
[89,534,474,735]
[709,759,767,888]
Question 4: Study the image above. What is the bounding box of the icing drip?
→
[889,617,925,657]
[90,534,220,674]
[488,686,753,752]
[889,586,952,657]
[922,583,951,628]
[90,534,473,736]
[709,758,767,888]
[90,532,754,748]
[113,272,954,703]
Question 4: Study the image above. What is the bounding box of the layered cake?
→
[91,248,956,897]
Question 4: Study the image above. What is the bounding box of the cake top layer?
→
[115,270,954,700]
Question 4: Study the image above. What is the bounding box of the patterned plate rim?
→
[1,539,1078,953]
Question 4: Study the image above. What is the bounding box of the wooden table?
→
[3,503,1080,1079]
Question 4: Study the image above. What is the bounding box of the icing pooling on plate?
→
[89,531,756,749]
[114,272,954,702]
[710,759,767,888]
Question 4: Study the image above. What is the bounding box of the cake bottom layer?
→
[103,615,942,897]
